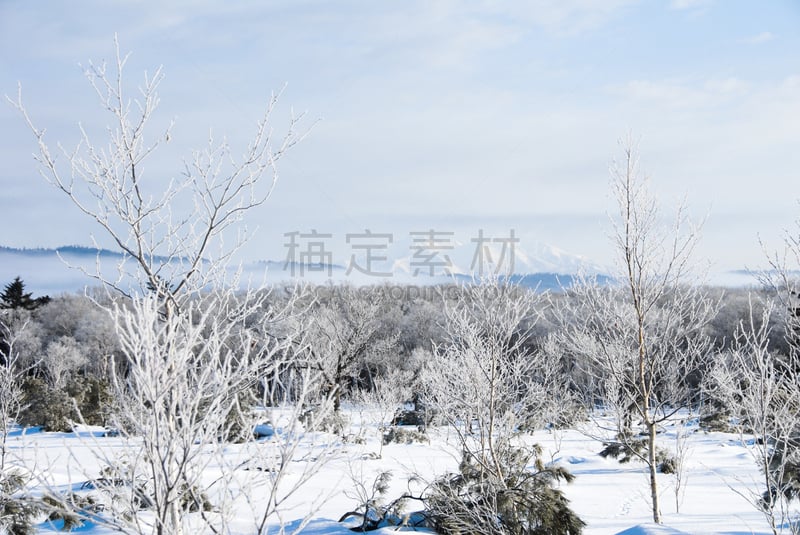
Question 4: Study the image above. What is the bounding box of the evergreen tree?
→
[0,277,50,311]
[0,277,50,365]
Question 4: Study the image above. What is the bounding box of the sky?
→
[1,0,798,277]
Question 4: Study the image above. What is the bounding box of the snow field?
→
[5,409,791,534]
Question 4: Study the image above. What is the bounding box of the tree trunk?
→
[647,420,662,524]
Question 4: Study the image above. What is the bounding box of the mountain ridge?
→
[0,244,763,295]
[0,244,609,294]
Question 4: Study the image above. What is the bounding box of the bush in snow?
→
[382,426,428,446]
[18,377,75,432]
[67,375,114,427]
[599,431,677,474]
[19,375,113,431]
[41,492,101,531]
[698,400,735,433]
[0,470,39,535]
[338,470,421,531]
[391,392,436,428]
[426,443,584,535]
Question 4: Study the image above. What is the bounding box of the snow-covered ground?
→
[4,410,787,534]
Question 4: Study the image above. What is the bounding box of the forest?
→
[2,270,799,534]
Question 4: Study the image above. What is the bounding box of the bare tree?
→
[710,299,800,535]
[10,36,310,309]
[238,370,338,535]
[0,319,28,474]
[537,334,588,462]
[306,286,398,429]
[355,367,414,458]
[422,279,584,534]
[0,315,43,534]
[713,203,800,535]
[83,287,332,535]
[425,281,543,465]
[9,39,330,534]
[670,416,692,515]
[553,140,715,524]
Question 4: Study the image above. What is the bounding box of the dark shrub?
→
[0,470,39,535]
[67,376,113,426]
[18,378,76,432]
[426,444,584,535]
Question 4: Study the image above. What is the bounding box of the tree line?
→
[0,276,781,425]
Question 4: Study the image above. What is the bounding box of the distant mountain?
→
[0,245,191,295]
[0,244,604,294]
[708,269,780,288]
[513,242,608,276]
[0,244,746,295]
[446,272,614,292]
[0,244,760,295]
[0,245,118,295]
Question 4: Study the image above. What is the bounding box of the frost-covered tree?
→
[0,317,41,535]
[0,321,28,471]
[11,37,309,309]
[354,366,414,457]
[423,279,583,534]
[710,299,800,535]
[31,294,120,379]
[427,282,546,449]
[0,277,48,369]
[307,286,398,426]
[41,335,86,389]
[554,140,715,524]
[99,289,327,534]
[11,39,327,534]
[712,205,800,534]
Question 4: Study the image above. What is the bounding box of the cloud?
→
[602,73,800,249]
[3,0,797,273]
[668,0,712,11]
[742,31,776,44]
[482,0,639,35]
[612,77,750,109]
